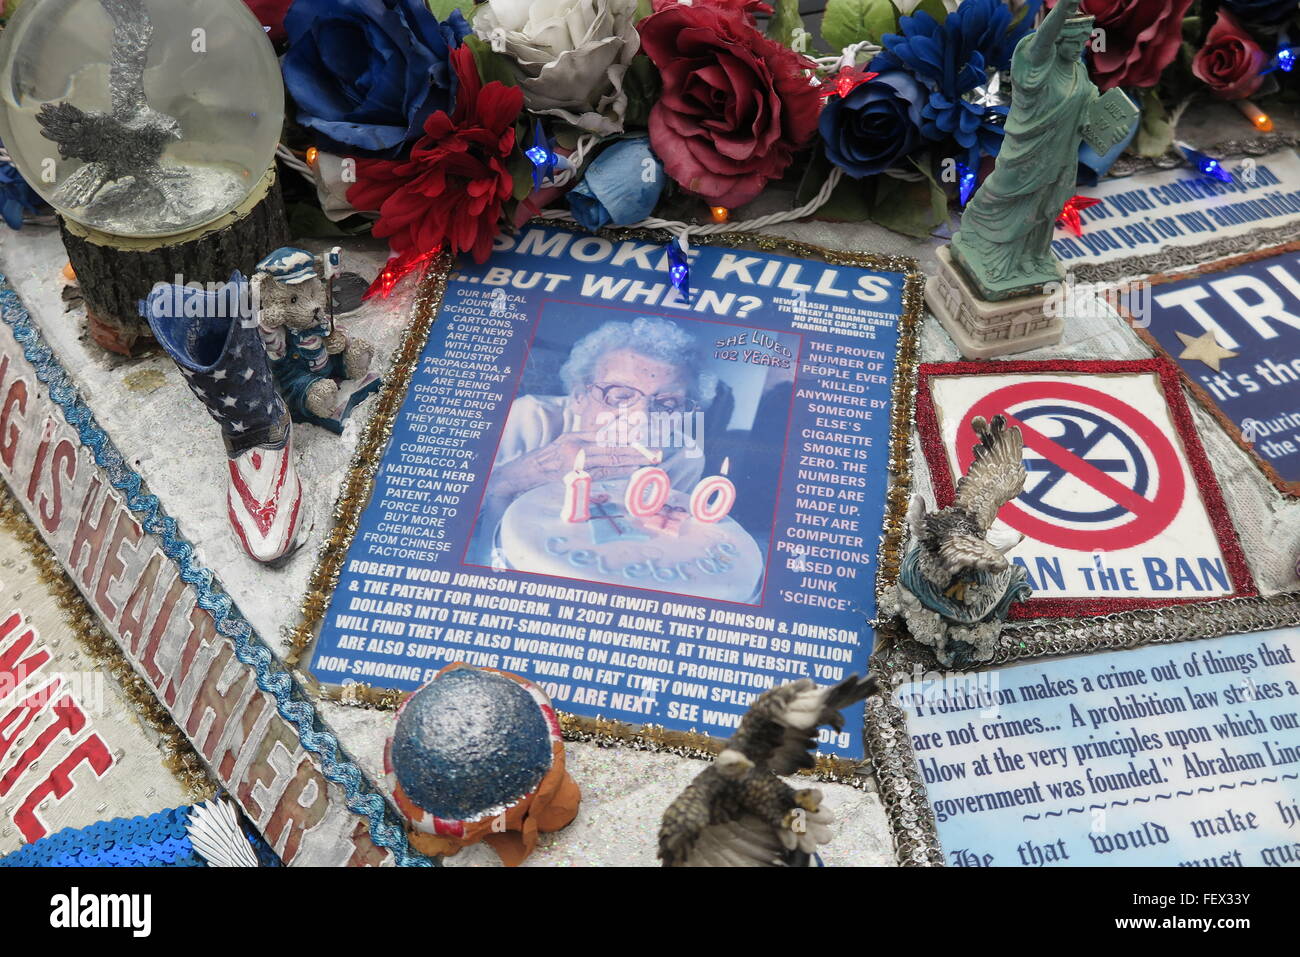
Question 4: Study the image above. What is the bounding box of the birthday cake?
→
[496,480,764,603]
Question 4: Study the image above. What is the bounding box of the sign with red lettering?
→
[0,310,389,865]
[917,359,1255,617]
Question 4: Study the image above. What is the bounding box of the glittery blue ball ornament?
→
[390,668,553,822]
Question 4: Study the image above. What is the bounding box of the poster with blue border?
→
[1136,245,1300,492]
[309,225,914,759]
[899,628,1300,867]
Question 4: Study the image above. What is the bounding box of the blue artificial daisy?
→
[870,0,1041,165]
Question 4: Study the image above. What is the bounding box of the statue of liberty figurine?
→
[949,0,1135,302]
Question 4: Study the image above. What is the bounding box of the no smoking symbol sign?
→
[957,381,1185,552]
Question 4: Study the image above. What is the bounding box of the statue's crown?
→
[1062,15,1095,37]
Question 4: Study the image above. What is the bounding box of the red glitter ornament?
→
[1056,195,1103,238]
[819,67,878,100]
[369,249,439,300]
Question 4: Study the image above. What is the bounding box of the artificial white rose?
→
[475,0,641,136]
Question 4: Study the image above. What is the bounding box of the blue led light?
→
[1280,47,1296,72]
[1177,142,1233,184]
[957,162,977,205]
[666,238,690,301]
[525,120,557,188]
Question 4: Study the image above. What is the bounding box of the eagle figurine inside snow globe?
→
[384,664,580,866]
[0,0,289,353]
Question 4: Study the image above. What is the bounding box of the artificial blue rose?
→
[819,71,926,179]
[0,157,47,229]
[871,0,1040,165]
[282,0,471,157]
[568,136,665,231]
[1221,0,1299,25]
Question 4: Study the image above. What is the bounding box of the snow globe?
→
[0,0,290,353]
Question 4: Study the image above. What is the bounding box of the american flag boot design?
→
[140,272,307,564]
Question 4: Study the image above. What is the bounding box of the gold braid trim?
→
[0,487,216,802]
[291,227,924,794]
[286,252,453,666]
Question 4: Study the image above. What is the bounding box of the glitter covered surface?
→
[391,669,552,821]
[443,744,895,867]
[3,208,1298,864]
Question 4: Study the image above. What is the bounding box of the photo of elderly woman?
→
[466,307,798,602]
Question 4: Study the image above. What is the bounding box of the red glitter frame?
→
[915,358,1257,618]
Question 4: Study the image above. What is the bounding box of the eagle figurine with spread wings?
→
[37,0,186,215]
[658,674,877,867]
[890,414,1033,666]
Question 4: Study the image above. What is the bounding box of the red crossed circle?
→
[956,381,1185,551]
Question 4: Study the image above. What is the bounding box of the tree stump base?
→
[60,166,290,356]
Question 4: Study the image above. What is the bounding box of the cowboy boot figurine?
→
[252,247,380,434]
[141,272,308,565]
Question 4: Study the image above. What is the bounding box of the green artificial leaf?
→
[822,0,899,52]
[635,0,654,22]
[766,0,806,49]
[463,34,520,88]
[622,56,661,129]
[795,149,874,221]
[868,169,946,238]
[426,0,467,20]
[911,0,948,27]
[1135,88,1173,159]
[553,126,582,151]
[508,149,535,202]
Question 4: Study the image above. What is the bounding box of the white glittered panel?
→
[1050,149,1300,272]
[0,531,190,855]
[928,371,1233,601]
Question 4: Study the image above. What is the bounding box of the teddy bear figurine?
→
[252,246,381,434]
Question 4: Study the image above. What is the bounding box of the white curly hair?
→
[559,316,717,407]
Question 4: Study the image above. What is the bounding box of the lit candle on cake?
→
[689,458,736,523]
[625,465,671,517]
[561,449,591,522]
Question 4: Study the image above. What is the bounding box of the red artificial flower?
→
[244,0,292,44]
[348,45,524,290]
[1193,10,1269,100]
[1049,0,1194,91]
[638,3,819,208]
[649,0,774,21]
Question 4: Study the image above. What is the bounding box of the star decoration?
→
[243,367,255,381]
[1056,195,1103,238]
[666,237,690,302]
[966,72,1006,109]
[222,395,238,408]
[819,67,878,101]
[524,119,558,188]
[212,369,227,381]
[230,421,246,433]
[1176,330,1238,372]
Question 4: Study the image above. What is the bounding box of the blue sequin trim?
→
[1,806,203,867]
[0,275,431,867]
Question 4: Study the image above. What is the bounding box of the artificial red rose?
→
[245,0,292,44]
[348,45,524,282]
[1193,10,1268,100]
[649,0,773,20]
[637,3,818,207]
[1049,0,1195,91]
